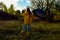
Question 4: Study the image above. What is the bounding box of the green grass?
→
[0,21,60,40]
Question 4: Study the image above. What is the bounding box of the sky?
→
[0,0,31,11]
[0,0,59,11]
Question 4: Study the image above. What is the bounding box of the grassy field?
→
[0,20,60,40]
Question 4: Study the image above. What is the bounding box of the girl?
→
[21,8,33,34]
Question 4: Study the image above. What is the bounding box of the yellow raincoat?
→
[21,10,33,24]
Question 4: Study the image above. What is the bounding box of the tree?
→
[22,9,25,14]
[30,0,45,10]
[15,10,20,16]
[15,10,21,20]
[8,4,15,14]
[30,0,56,20]
[0,2,7,12]
[55,0,60,12]
[30,0,56,10]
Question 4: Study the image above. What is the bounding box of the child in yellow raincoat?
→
[21,8,34,33]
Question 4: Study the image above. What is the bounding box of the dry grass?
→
[0,20,60,40]
[31,21,60,31]
[0,21,21,30]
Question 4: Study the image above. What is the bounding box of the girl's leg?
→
[22,24,25,31]
[21,24,26,33]
[27,24,30,32]
[26,24,30,36]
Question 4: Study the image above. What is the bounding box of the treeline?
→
[0,2,21,20]
[0,10,18,20]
